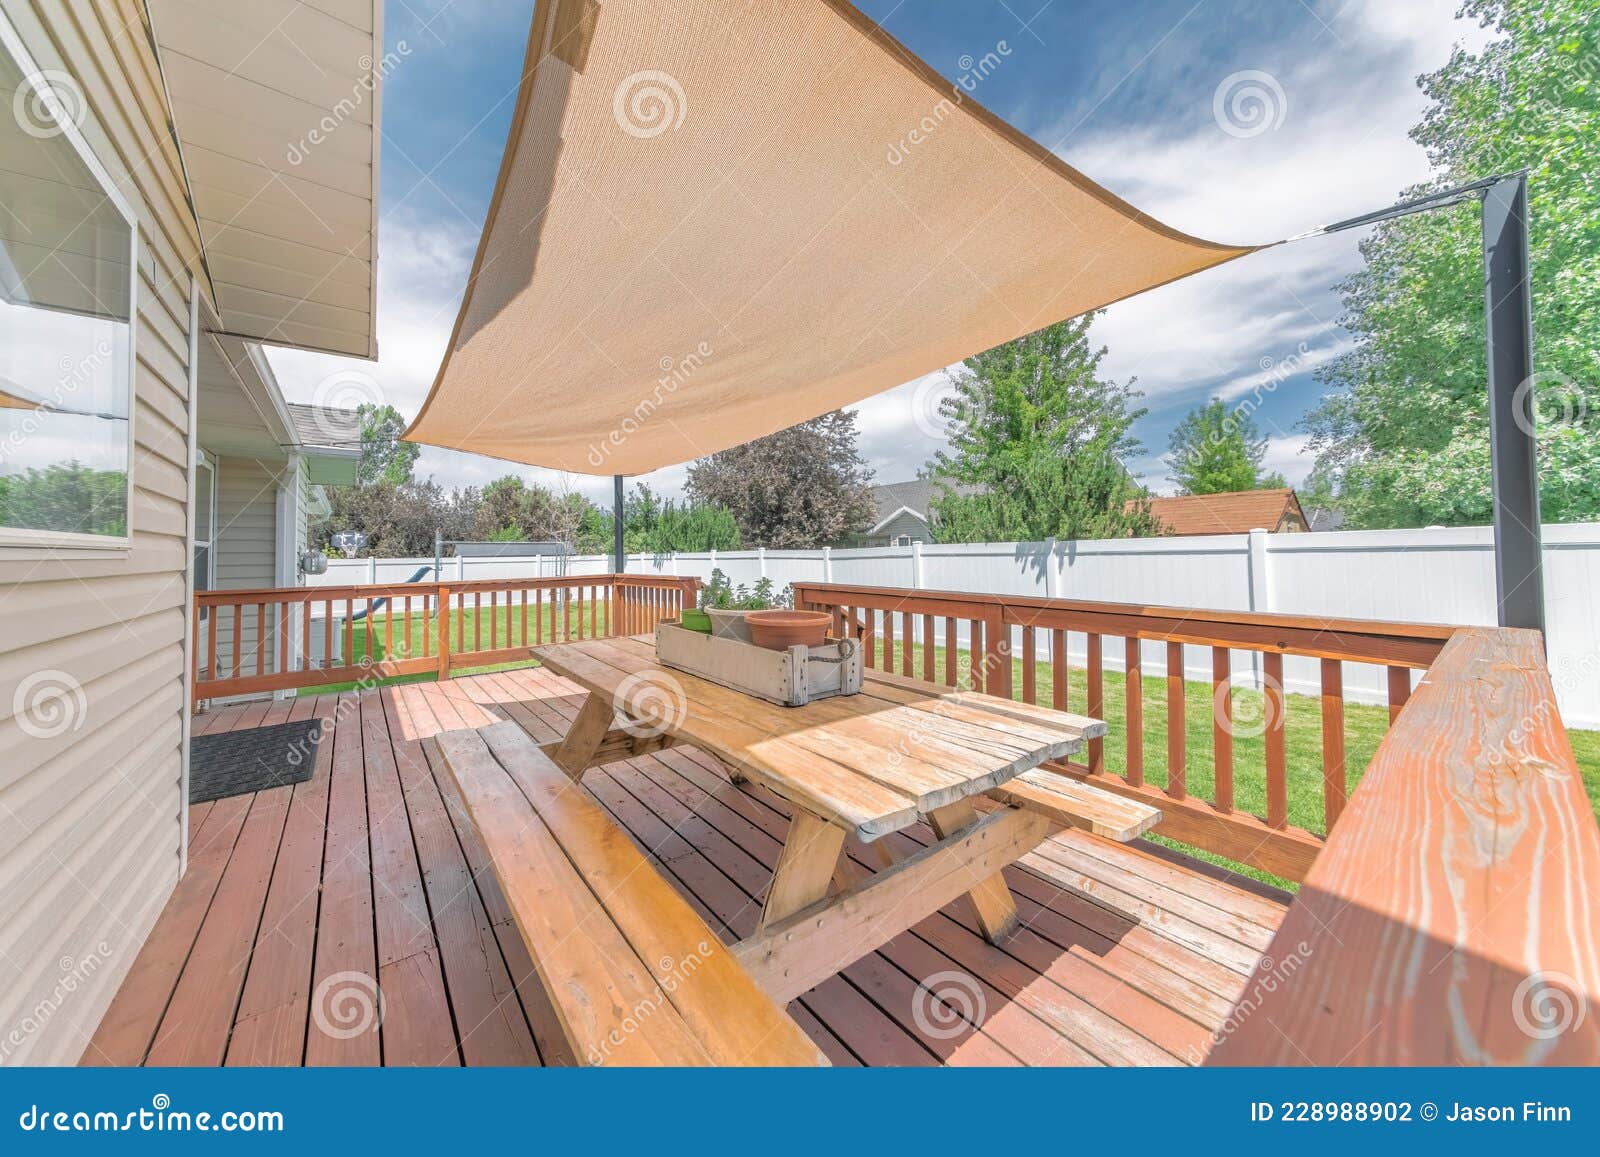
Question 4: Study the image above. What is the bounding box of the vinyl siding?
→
[862,510,933,547]
[206,457,287,688]
[0,0,202,1065]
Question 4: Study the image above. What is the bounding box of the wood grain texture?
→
[1208,628,1600,1065]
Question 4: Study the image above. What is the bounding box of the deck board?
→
[86,670,1289,1067]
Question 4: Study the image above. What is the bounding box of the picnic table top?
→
[531,634,1106,840]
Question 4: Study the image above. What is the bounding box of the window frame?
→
[0,9,140,552]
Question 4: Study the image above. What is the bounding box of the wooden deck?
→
[84,669,1289,1067]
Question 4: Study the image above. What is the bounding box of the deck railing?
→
[194,573,700,704]
[1207,627,1600,1064]
[792,581,1458,882]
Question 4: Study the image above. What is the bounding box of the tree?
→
[1166,398,1287,494]
[470,475,606,551]
[355,403,420,487]
[926,313,1161,542]
[685,410,877,547]
[315,476,477,557]
[1304,0,1600,528]
[607,483,741,553]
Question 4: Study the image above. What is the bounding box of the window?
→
[0,18,137,547]
[193,451,215,594]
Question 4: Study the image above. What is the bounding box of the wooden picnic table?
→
[532,634,1139,1003]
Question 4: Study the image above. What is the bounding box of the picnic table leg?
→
[927,801,1020,942]
[552,692,613,780]
[761,810,846,929]
[831,833,897,891]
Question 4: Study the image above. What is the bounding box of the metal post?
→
[613,474,626,574]
[1481,173,1544,635]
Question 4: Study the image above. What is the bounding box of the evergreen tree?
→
[1166,398,1287,494]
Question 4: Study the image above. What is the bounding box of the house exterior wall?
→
[0,0,201,1064]
[861,510,933,547]
[205,456,288,689]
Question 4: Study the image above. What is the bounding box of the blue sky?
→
[268,0,1488,508]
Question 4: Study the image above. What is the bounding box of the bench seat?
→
[436,720,828,1067]
[988,768,1162,841]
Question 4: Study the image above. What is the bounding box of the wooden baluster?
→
[277,602,290,676]
[1124,637,1143,787]
[830,604,844,640]
[1386,666,1411,723]
[384,595,395,663]
[535,588,544,643]
[1321,658,1347,832]
[256,602,267,675]
[590,585,599,637]
[1213,647,1233,813]
[402,597,413,658]
[986,611,1012,698]
[324,602,334,669]
[436,585,452,680]
[1087,633,1104,774]
[300,600,311,672]
[863,610,877,669]
[345,599,355,670]
[1264,651,1288,828]
[944,617,957,686]
[1051,628,1066,710]
[473,592,483,653]
[232,605,242,678]
[521,588,530,645]
[922,614,935,682]
[421,596,431,658]
[1166,640,1185,799]
[207,601,218,683]
[882,610,895,671]
[969,618,984,693]
[900,611,913,677]
[1021,625,1036,705]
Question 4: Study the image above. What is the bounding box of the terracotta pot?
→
[744,610,832,651]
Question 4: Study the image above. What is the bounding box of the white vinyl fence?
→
[307,523,1600,729]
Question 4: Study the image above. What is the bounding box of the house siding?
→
[862,510,933,546]
[0,0,201,1065]
[207,457,287,687]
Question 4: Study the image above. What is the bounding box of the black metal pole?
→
[1481,173,1544,636]
[612,474,626,574]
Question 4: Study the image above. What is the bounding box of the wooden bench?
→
[435,721,828,1066]
[988,768,1162,842]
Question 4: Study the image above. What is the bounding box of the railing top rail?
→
[1206,626,1600,1065]
[196,573,696,602]
[792,581,1458,643]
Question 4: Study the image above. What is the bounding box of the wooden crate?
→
[654,622,863,707]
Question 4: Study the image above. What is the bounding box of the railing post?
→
[436,584,452,680]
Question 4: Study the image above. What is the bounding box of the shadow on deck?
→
[84,669,1288,1067]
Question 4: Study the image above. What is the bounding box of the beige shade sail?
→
[404,0,1255,475]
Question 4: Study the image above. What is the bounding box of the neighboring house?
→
[1306,506,1346,532]
[1142,488,1310,536]
[856,479,979,546]
[0,0,380,1063]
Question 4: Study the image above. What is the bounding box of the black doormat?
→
[189,718,322,803]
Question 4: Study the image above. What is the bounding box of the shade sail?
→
[404,0,1254,475]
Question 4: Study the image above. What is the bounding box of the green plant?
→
[701,569,791,610]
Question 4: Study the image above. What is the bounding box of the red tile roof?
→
[1142,488,1308,536]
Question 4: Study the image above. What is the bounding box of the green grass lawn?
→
[299,609,1600,890]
